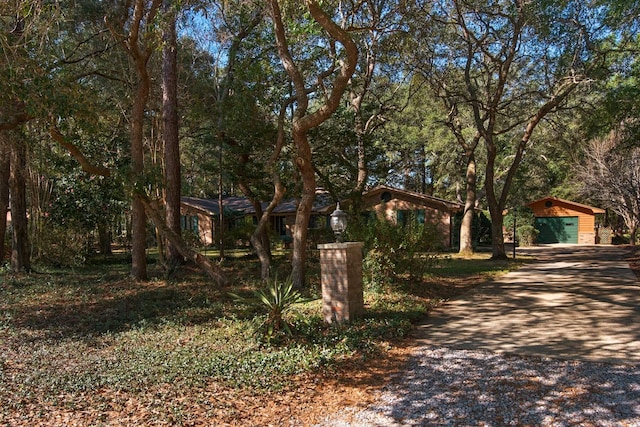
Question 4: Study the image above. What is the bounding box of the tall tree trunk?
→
[459,151,476,255]
[123,0,162,280]
[352,99,368,196]
[97,223,112,255]
[269,0,358,288]
[290,131,316,288]
[218,151,224,260]
[0,135,10,262]
[130,65,149,279]
[9,134,29,273]
[162,0,182,269]
[355,131,367,194]
[419,145,427,194]
[484,139,508,260]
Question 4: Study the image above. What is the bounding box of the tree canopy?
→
[1,0,638,277]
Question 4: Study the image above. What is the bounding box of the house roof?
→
[361,185,464,212]
[526,196,606,214]
[182,186,463,217]
[181,196,256,216]
[181,193,333,216]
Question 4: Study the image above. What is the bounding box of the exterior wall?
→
[528,199,597,244]
[180,206,214,246]
[364,198,453,248]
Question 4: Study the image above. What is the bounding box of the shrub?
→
[349,215,439,291]
[230,275,311,343]
[32,226,88,267]
[517,224,538,247]
[452,210,493,248]
[504,207,537,246]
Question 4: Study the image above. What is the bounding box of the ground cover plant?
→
[0,252,523,426]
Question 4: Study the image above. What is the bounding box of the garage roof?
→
[526,197,605,214]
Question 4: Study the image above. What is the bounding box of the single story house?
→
[526,197,605,244]
[334,185,463,249]
[180,186,463,248]
[180,191,333,246]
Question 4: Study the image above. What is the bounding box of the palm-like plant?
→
[231,275,310,341]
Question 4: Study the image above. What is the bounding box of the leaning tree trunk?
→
[140,196,226,285]
[9,134,30,272]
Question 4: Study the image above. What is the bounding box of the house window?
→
[397,210,408,226]
[397,209,425,226]
[272,216,286,236]
[309,215,324,230]
[180,215,199,234]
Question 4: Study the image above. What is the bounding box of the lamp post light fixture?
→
[330,202,348,243]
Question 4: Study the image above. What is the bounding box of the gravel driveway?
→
[317,245,640,426]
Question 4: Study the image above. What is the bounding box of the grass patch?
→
[0,251,522,424]
[431,252,529,277]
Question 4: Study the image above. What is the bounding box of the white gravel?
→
[316,345,640,426]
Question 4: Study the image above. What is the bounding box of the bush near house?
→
[504,207,537,247]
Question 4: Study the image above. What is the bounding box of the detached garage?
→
[527,197,605,245]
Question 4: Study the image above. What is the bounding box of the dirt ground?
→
[2,343,414,427]
[247,342,415,426]
[8,246,639,426]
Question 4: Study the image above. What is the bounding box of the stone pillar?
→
[317,242,364,324]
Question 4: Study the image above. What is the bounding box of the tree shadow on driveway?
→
[415,244,640,364]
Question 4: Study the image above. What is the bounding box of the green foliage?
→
[181,229,202,248]
[226,218,255,249]
[32,226,87,267]
[349,215,439,292]
[0,249,526,424]
[452,210,493,248]
[46,173,126,232]
[504,207,537,247]
[517,225,539,247]
[293,315,415,356]
[230,275,312,342]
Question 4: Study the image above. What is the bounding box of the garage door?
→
[535,217,579,244]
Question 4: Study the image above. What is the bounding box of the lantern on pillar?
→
[330,203,348,243]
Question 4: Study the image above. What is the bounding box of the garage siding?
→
[528,198,599,245]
